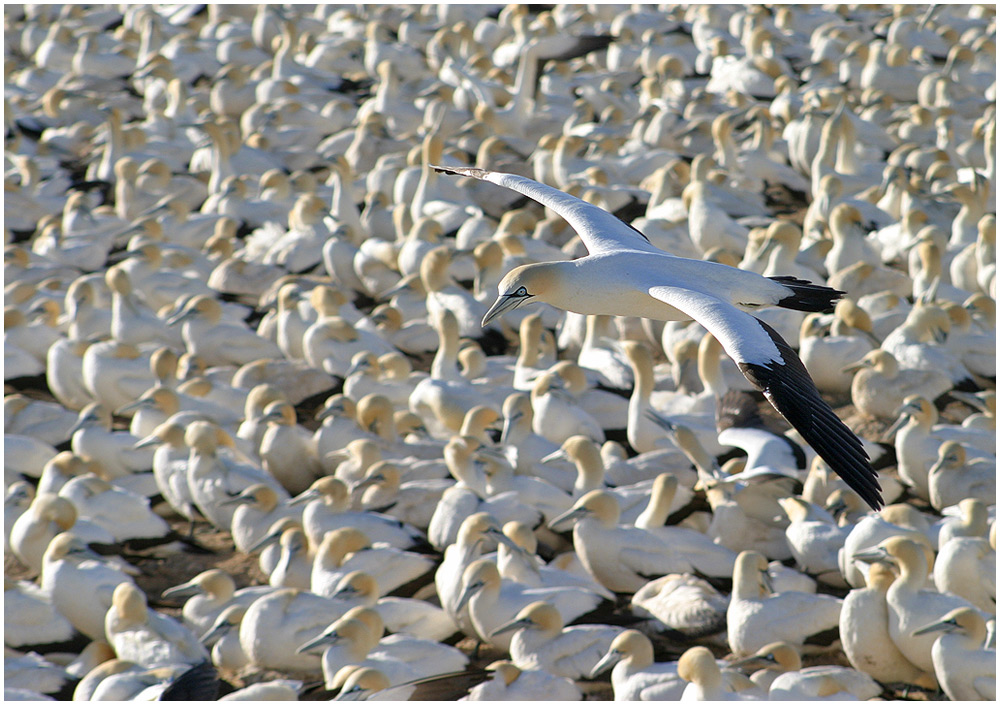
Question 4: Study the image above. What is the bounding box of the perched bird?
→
[914,607,996,701]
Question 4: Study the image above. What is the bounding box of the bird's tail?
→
[770,276,844,313]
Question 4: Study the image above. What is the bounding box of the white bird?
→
[777,496,850,587]
[298,607,467,690]
[39,533,135,642]
[434,166,881,510]
[933,535,996,615]
[222,482,300,554]
[184,421,286,530]
[677,645,755,701]
[161,568,274,637]
[913,607,996,701]
[927,441,996,513]
[465,659,583,701]
[456,559,606,652]
[104,582,209,668]
[58,473,170,542]
[591,628,687,700]
[631,573,729,644]
[727,550,842,657]
[853,536,981,673]
[327,571,458,642]
[4,576,77,650]
[310,527,434,599]
[732,641,882,700]
[291,476,425,550]
[490,601,624,683]
[549,490,729,593]
[238,586,343,673]
[840,561,937,689]
[134,422,200,525]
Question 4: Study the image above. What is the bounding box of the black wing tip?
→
[737,319,883,513]
[769,276,844,313]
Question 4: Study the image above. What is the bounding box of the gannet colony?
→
[3,4,996,702]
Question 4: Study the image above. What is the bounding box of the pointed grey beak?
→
[644,407,674,432]
[454,582,481,613]
[590,649,621,678]
[881,410,910,442]
[133,433,160,449]
[219,492,253,507]
[116,398,152,415]
[165,307,192,326]
[297,629,338,654]
[161,582,200,599]
[246,527,284,553]
[488,526,532,559]
[288,489,319,506]
[761,568,774,593]
[490,616,531,637]
[482,290,532,327]
[333,685,367,701]
[199,619,230,646]
[730,652,778,670]
[913,617,957,637]
[540,448,567,464]
[852,546,889,564]
[68,411,98,436]
[500,411,522,445]
[548,505,587,531]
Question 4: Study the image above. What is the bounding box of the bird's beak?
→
[730,653,776,670]
[454,584,476,613]
[490,617,531,637]
[488,526,532,558]
[540,448,567,464]
[482,291,530,327]
[548,505,587,531]
[881,412,909,442]
[165,307,192,326]
[219,492,252,507]
[590,650,621,678]
[132,433,160,449]
[199,620,229,645]
[297,630,338,654]
[913,617,957,637]
[644,407,674,431]
[333,685,366,701]
[116,398,151,415]
[316,403,343,421]
[288,489,319,506]
[345,358,370,377]
[761,568,774,593]
[246,528,283,553]
[852,546,889,564]
[841,358,867,373]
[161,581,199,599]
[500,412,520,445]
[68,411,98,436]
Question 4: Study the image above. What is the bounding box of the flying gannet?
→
[434,165,882,510]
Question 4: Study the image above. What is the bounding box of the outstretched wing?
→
[648,285,882,510]
[432,165,658,255]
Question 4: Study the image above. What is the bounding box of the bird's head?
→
[482,263,560,326]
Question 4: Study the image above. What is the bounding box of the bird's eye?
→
[514,286,528,296]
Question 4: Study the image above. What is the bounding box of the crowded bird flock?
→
[3,3,996,701]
